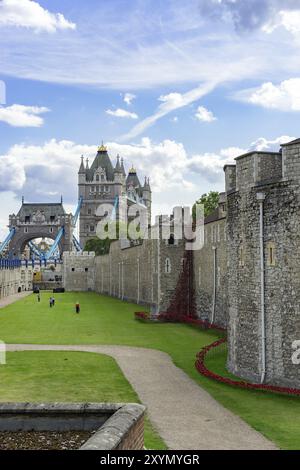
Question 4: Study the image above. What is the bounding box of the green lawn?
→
[0,350,165,450]
[0,291,300,449]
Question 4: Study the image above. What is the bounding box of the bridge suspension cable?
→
[44,227,64,261]
[0,228,16,255]
[72,196,83,227]
[72,235,82,252]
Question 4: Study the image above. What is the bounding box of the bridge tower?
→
[7,201,73,258]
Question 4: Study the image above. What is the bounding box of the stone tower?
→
[78,144,151,248]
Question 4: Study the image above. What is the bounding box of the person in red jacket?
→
[75,302,80,314]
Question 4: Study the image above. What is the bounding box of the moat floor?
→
[7,343,277,450]
[0,292,297,449]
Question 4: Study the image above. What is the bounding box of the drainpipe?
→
[257,192,266,384]
[137,257,140,304]
[211,246,217,325]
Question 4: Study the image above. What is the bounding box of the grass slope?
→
[0,292,300,449]
[0,350,165,450]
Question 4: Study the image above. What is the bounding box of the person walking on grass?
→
[75,301,80,314]
[37,293,41,302]
[49,297,53,308]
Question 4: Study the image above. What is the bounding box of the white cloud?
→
[186,135,294,181]
[0,0,76,33]
[108,138,193,192]
[120,81,218,141]
[0,134,296,235]
[0,0,273,91]
[195,105,217,122]
[0,138,194,208]
[0,104,49,127]
[263,10,300,35]
[123,93,136,105]
[187,146,246,182]
[106,108,138,119]
[235,78,300,111]
[249,135,294,151]
[0,139,95,202]
[158,92,185,107]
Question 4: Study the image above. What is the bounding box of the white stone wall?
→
[0,266,33,299]
[63,252,96,291]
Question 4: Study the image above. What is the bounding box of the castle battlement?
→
[63,251,95,257]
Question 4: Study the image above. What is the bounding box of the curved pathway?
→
[7,344,277,450]
[0,292,31,309]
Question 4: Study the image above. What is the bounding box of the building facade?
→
[0,262,33,299]
[78,144,151,248]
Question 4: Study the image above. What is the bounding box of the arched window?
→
[165,258,171,274]
[96,174,100,182]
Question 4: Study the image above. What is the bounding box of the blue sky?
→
[1,0,300,237]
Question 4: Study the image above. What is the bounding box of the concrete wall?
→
[0,403,145,451]
[0,265,33,299]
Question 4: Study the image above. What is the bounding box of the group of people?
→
[36,292,80,314]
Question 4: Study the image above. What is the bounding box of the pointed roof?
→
[78,156,85,174]
[114,154,122,173]
[120,157,126,176]
[143,176,151,191]
[87,144,114,181]
[126,166,141,188]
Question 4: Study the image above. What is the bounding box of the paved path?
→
[0,291,32,309]
[7,344,277,450]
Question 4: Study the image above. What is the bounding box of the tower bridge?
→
[0,197,83,260]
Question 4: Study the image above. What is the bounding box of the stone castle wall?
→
[63,252,96,292]
[0,265,33,299]
[63,225,228,324]
[193,217,228,328]
[226,141,300,387]
[62,137,300,389]
[93,236,187,313]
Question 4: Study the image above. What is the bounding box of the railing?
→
[0,259,21,269]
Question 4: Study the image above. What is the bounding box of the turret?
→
[142,177,152,225]
[120,157,126,177]
[78,156,86,185]
[114,154,123,187]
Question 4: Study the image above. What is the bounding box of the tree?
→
[84,237,112,256]
[192,191,220,220]
[84,221,131,255]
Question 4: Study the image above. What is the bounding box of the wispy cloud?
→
[0,104,49,127]
[120,81,218,141]
[1,1,297,90]
[0,0,76,33]
[199,0,300,33]
[106,108,138,119]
